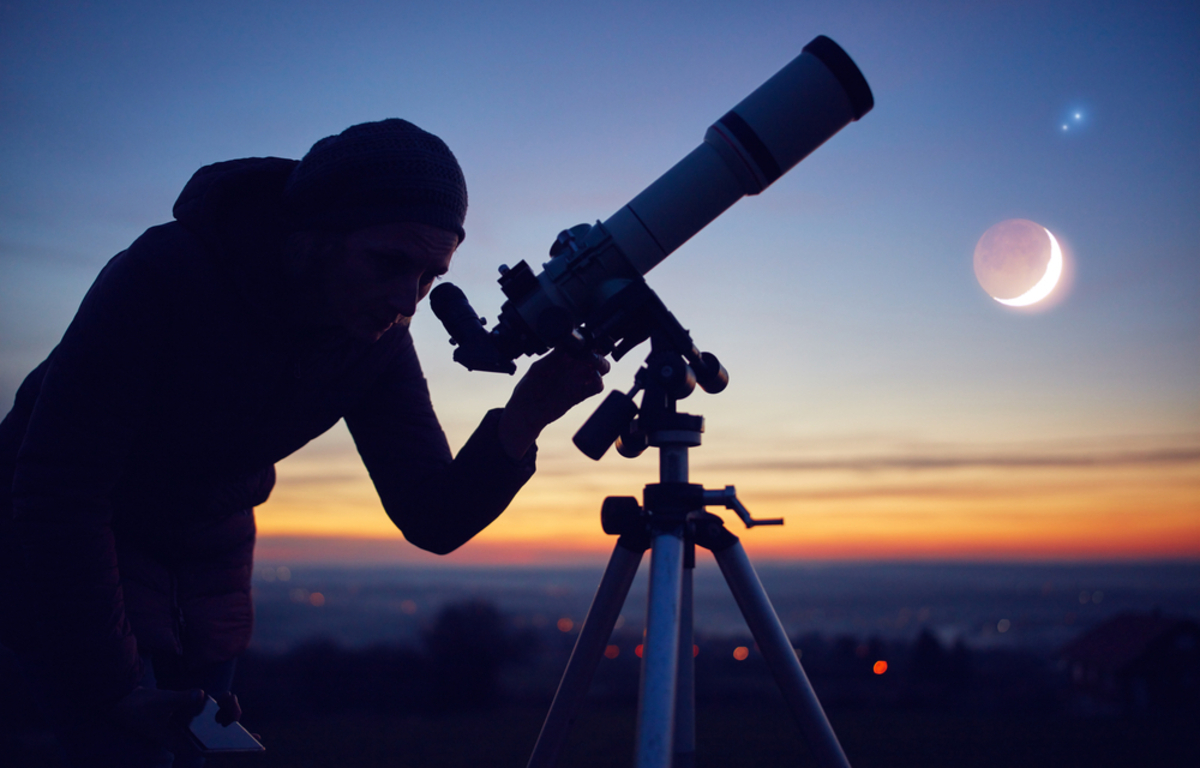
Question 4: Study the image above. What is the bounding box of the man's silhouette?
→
[0,119,606,766]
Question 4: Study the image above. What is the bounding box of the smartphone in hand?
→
[186,695,265,753]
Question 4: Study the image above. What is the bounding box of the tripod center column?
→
[650,420,702,483]
[660,444,688,483]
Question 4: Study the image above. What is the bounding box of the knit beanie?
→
[283,118,467,242]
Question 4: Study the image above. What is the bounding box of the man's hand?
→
[499,349,609,459]
[214,691,242,726]
[109,686,207,745]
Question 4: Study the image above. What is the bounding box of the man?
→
[0,119,606,766]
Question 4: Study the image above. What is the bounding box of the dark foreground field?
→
[4,573,1197,766]
[6,701,1194,767]
[202,704,1196,768]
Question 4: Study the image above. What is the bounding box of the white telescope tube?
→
[435,36,874,367]
[605,35,873,275]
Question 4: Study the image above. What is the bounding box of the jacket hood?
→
[172,157,299,257]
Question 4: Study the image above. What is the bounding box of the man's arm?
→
[344,342,605,554]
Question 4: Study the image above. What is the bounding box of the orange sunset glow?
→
[255,421,1200,564]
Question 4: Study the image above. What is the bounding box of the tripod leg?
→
[528,539,645,768]
[674,544,696,768]
[712,542,853,768]
[635,529,684,768]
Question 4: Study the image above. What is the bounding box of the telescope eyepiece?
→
[429,283,517,374]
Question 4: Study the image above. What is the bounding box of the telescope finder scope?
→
[431,35,872,371]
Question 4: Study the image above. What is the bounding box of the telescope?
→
[435,37,875,767]
[432,35,873,378]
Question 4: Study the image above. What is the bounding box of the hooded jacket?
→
[0,158,535,710]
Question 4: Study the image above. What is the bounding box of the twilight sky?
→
[2,1,1197,564]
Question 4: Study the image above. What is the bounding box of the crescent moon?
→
[995,227,1063,306]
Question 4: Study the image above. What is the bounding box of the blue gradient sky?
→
[2,1,1197,562]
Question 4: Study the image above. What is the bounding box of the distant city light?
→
[309,592,325,607]
[873,660,888,675]
[557,617,574,633]
[997,618,1011,633]
[618,642,698,657]
[733,646,749,661]
[400,599,417,615]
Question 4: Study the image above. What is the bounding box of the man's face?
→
[322,222,458,341]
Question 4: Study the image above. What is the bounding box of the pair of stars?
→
[1061,112,1083,131]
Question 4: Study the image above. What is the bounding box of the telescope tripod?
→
[527,344,852,768]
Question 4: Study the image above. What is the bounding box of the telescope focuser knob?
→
[601,496,643,535]
[549,223,593,257]
[549,232,570,257]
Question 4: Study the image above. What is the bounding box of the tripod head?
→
[572,312,725,462]
[573,310,783,528]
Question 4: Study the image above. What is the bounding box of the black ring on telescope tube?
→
[802,35,874,120]
[714,111,784,186]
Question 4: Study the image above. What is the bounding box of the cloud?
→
[747,484,1053,503]
[0,236,100,268]
[272,470,369,488]
[700,447,1200,474]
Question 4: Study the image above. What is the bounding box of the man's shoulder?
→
[113,221,224,292]
[67,223,243,340]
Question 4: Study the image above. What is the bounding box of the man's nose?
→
[386,277,421,318]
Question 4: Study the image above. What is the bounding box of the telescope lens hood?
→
[802,35,874,120]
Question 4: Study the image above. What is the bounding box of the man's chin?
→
[357,315,411,341]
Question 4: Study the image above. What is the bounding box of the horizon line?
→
[254,534,1200,568]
